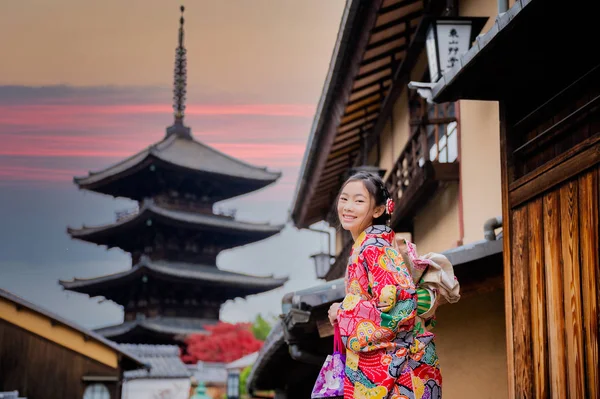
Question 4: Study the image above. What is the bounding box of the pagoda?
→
[60,6,287,345]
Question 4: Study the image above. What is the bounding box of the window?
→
[227,372,240,399]
[83,384,110,399]
[409,91,458,166]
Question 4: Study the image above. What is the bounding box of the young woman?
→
[327,172,442,399]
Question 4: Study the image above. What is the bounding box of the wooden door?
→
[506,167,599,398]
[501,63,600,398]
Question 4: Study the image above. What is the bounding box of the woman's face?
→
[337,180,383,239]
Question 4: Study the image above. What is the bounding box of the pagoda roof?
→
[59,257,288,301]
[74,133,281,200]
[96,317,215,342]
[67,198,283,250]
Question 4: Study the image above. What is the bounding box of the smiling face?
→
[337,180,385,240]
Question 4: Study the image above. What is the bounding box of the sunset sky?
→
[0,1,345,328]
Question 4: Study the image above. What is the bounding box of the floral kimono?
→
[337,225,442,399]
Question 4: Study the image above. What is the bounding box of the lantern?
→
[310,252,334,279]
[424,17,488,82]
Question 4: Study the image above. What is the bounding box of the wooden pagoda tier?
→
[59,256,288,310]
[67,198,283,264]
[95,316,217,345]
[73,132,281,203]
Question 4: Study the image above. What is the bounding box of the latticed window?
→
[83,384,110,399]
[409,92,458,165]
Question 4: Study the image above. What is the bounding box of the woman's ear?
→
[373,204,385,219]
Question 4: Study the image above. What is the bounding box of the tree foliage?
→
[251,314,272,341]
[181,322,263,364]
[239,365,253,397]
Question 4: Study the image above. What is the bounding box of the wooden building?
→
[249,0,599,398]
[0,288,146,399]
[431,0,600,397]
[60,7,287,345]
[249,0,510,397]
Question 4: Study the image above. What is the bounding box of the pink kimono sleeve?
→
[337,244,417,352]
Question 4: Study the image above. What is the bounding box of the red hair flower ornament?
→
[386,198,394,215]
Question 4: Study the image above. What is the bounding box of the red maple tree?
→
[181,322,264,364]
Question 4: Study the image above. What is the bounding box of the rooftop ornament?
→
[167,5,192,138]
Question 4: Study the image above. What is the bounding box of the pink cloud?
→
[0,103,314,126]
[0,87,315,189]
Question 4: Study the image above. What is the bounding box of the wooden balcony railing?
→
[386,100,460,230]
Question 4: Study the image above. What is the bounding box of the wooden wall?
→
[501,63,600,398]
[0,320,120,399]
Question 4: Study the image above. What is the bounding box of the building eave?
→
[291,0,432,228]
[432,0,599,105]
[291,0,381,228]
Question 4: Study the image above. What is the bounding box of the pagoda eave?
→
[67,199,283,251]
[74,134,281,201]
[60,258,288,303]
[95,317,214,344]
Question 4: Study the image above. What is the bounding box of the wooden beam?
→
[527,198,549,398]
[380,0,423,16]
[366,25,417,51]
[578,169,599,399]
[511,205,534,398]
[360,44,408,68]
[349,76,392,99]
[358,7,430,168]
[499,102,516,399]
[354,64,392,83]
[330,137,361,153]
[372,9,423,34]
[340,103,382,126]
[337,112,379,133]
[347,85,389,107]
[334,125,371,144]
[543,190,568,398]
[509,137,600,207]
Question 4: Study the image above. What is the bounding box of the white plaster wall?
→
[121,378,191,399]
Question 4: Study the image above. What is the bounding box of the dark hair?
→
[337,171,391,226]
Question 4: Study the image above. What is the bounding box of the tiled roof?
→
[121,344,191,380]
[68,198,284,238]
[60,256,288,295]
[75,133,281,186]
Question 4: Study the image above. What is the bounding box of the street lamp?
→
[310,252,334,279]
[424,16,488,83]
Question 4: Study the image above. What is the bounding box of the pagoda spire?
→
[166,5,191,138]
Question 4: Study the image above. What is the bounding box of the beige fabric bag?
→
[393,237,461,317]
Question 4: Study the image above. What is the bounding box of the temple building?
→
[60,6,287,345]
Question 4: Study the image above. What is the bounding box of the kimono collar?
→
[352,225,394,251]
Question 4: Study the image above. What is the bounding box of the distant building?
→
[120,344,192,399]
[60,6,287,345]
[0,288,145,399]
